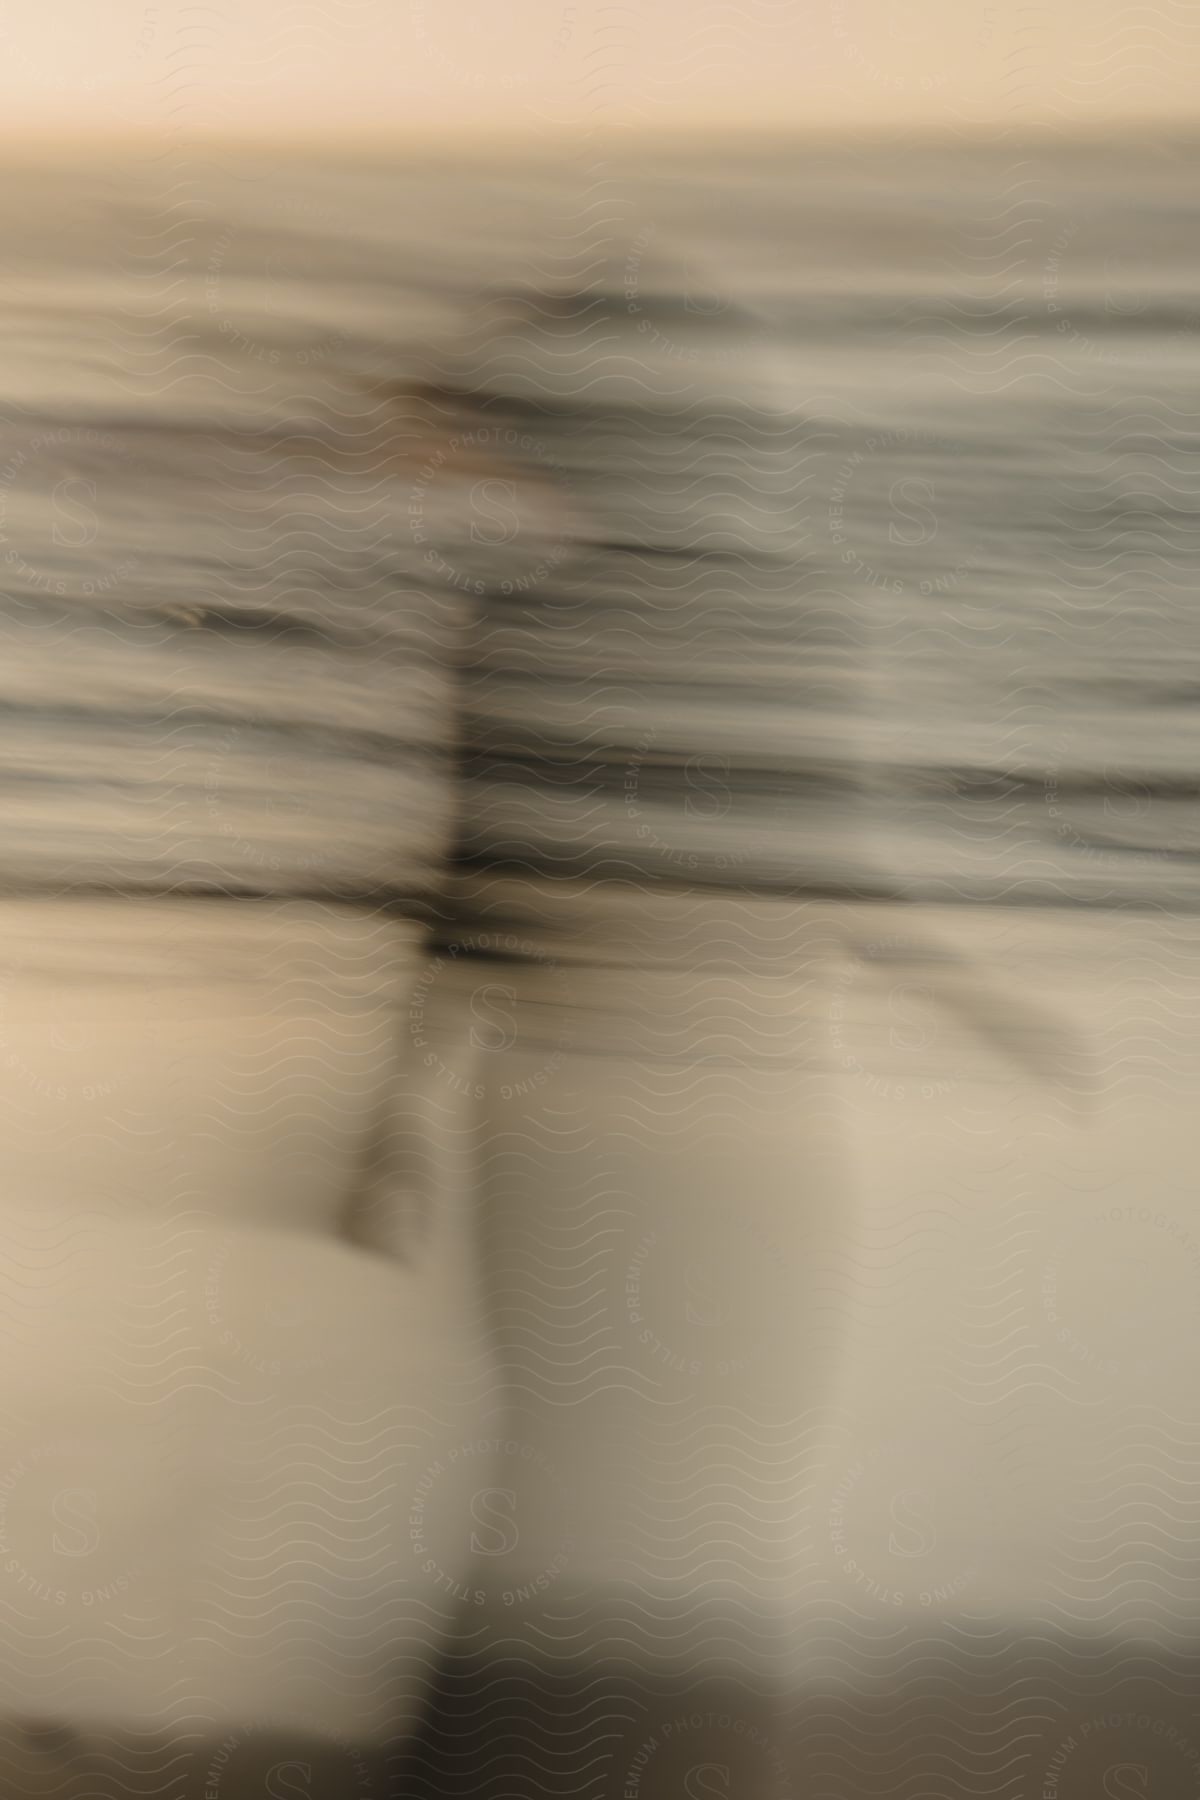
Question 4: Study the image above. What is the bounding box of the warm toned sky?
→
[0,0,1197,143]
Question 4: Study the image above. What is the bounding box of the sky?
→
[0,0,1198,146]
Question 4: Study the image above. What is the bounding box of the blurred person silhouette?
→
[0,264,1090,1800]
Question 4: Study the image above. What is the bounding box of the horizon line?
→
[0,114,1197,163]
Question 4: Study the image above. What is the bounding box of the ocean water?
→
[1,143,1198,915]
